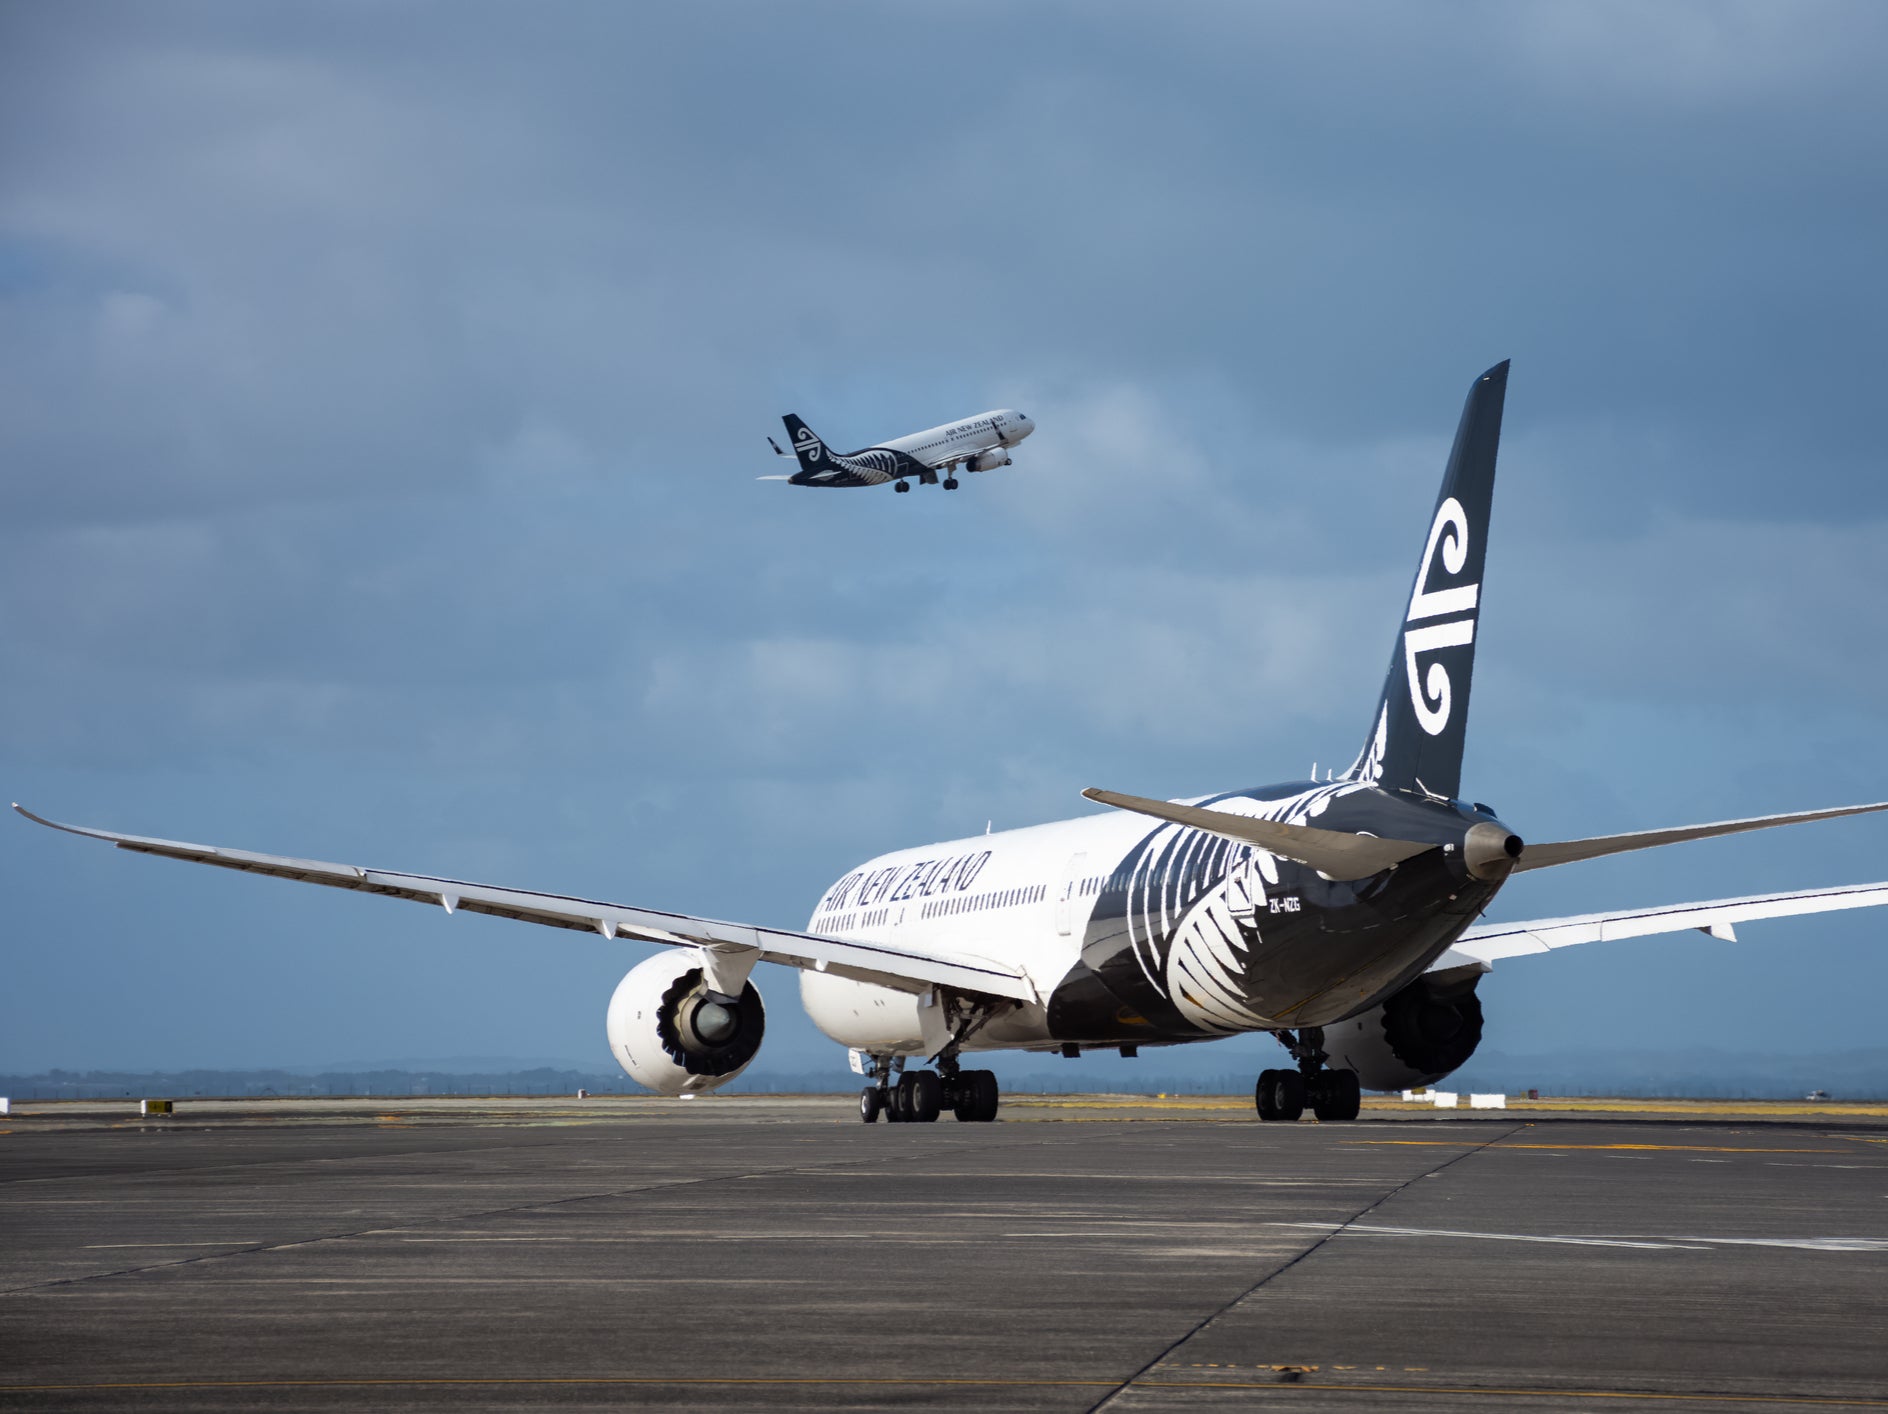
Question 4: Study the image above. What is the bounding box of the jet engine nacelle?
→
[1321,972,1484,1092]
[968,448,1012,472]
[606,953,767,1095]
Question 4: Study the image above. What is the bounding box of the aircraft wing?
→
[12,805,1038,1004]
[1430,879,1888,973]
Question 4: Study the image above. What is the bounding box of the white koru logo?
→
[1402,496,1479,736]
[794,427,823,460]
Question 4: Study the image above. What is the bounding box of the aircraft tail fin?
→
[780,414,838,478]
[1344,361,1510,801]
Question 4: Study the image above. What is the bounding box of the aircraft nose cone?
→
[1463,820,1525,880]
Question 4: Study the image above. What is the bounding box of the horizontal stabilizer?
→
[1517,801,1888,873]
[1082,788,1434,881]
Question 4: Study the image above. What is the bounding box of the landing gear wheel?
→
[890,1073,915,1121]
[908,1069,943,1123]
[953,1069,999,1122]
[1255,1069,1305,1122]
[894,481,911,494]
[943,477,959,490]
[1309,1069,1361,1122]
[1271,1070,1306,1121]
[860,1086,883,1123]
[1256,1069,1280,1121]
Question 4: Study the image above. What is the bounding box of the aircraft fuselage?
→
[799,780,1510,1057]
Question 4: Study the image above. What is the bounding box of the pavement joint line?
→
[1081,1118,1530,1414]
[0,1122,1125,1298]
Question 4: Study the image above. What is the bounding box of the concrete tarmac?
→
[4,1096,1888,1410]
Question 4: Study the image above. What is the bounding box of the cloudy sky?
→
[4,2,1886,1084]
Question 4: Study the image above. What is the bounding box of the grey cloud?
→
[5,2,1887,1071]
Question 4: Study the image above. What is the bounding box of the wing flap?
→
[1443,880,1888,967]
[14,805,1037,1003]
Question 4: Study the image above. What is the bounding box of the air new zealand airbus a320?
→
[20,362,1888,1123]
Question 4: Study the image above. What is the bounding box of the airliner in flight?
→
[762,407,1035,491]
[21,363,1888,1124]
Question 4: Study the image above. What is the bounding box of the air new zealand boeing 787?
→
[21,362,1888,1122]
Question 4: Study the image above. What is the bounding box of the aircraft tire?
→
[1271,1070,1306,1122]
[909,1069,943,1123]
[890,1073,916,1121]
[1255,1069,1283,1121]
[943,478,959,490]
[1310,1069,1361,1122]
[894,481,911,494]
[954,1069,999,1122]
[859,1086,882,1123]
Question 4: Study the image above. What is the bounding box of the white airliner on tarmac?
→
[763,408,1035,491]
[21,363,1888,1125]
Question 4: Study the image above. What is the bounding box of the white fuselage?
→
[883,408,1035,470]
[798,800,1201,1057]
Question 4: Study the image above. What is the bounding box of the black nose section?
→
[1464,821,1524,880]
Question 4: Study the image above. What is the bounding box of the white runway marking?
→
[1648,1235,1888,1253]
[1268,1223,1888,1254]
[84,1242,262,1249]
[1266,1223,1702,1250]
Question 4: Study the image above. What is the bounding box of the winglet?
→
[14,803,92,838]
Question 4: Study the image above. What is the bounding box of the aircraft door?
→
[1054,853,1089,936]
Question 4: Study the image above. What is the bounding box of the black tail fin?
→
[781,414,837,477]
[1345,361,1509,801]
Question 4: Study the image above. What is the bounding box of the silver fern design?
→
[817,448,899,485]
[1345,707,1389,784]
[1120,783,1371,1034]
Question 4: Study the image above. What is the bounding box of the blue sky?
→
[3,2,1886,1084]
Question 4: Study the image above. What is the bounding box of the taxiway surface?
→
[4,1097,1887,1410]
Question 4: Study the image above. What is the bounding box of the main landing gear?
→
[894,480,911,493]
[1256,1027,1362,1122]
[858,1057,999,1122]
[1255,1067,1360,1122]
